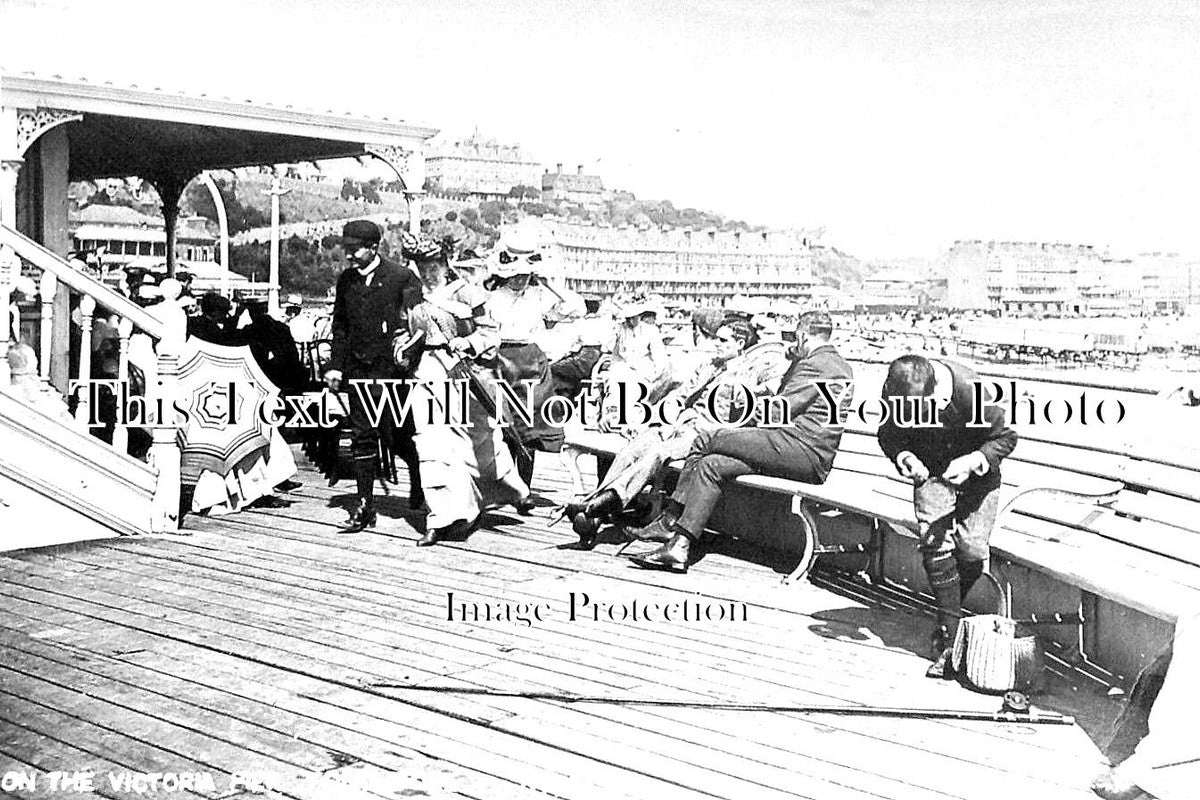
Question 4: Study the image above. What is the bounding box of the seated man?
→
[876,354,1017,678]
[629,311,853,573]
[567,319,787,547]
[550,295,612,400]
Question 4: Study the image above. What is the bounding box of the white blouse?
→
[487,283,585,344]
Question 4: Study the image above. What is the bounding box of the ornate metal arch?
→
[16,107,84,157]
[363,144,412,191]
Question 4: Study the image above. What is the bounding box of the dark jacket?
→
[244,316,305,392]
[329,257,423,377]
[773,343,854,483]
[187,315,233,345]
[877,359,1017,493]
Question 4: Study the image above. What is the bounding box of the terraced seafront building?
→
[538,218,815,308]
[943,239,1199,316]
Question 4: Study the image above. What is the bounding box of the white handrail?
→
[1,221,179,532]
[0,223,164,340]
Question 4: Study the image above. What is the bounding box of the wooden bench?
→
[563,421,1200,683]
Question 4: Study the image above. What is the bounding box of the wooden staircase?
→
[1,223,180,552]
[0,389,157,549]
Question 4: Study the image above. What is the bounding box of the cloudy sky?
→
[2,0,1197,260]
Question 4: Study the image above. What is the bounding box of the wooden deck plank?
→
[0,689,220,800]
[0,592,700,799]
[0,737,156,800]
[129,513,1104,777]
[63,534,1104,791]
[0,454,1115,800]
[3,627,601,800]
[1,631,529,800]
[0,563,1084,800]
[0,550,1004,798]
[0,663,392,800]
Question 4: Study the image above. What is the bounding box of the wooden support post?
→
[74,294,95,423]
[113,317,132,453]
[148,170,190,279]
[37,270,55,382]
[149,347,181,532]
[163,202,179,278]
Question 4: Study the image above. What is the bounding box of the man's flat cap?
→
[339,220,382,245]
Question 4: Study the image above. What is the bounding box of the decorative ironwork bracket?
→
[364,144,413,190]
[16,108,84,157]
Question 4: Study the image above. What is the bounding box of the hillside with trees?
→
[76,170,862,295]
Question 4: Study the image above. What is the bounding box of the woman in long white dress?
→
[405,241,532,546]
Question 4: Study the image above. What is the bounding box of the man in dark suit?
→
[629,311,854,573]
[187,292,235,345]
[324,220,424,532]
[876,354,1017,678]
[242,300,306,394]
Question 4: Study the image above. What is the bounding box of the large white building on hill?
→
[535,219,814,308]
[425,132,542,200]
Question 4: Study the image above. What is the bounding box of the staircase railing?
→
[0,223,180,532]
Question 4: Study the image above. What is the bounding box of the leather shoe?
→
[514,496,536,516]
[629,533,691,573]
[623,513,676,544]
[572,512,601,549]
[925,647,955,679]
[929,624,954,658]
[584,488,623,519]
[341,505,377,533]
[418,518,471,547]
[924,625,955,679]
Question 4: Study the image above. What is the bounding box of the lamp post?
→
[266,168,291,315]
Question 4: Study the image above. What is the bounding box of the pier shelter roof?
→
[1,71,438,276]
[2,72,437,183]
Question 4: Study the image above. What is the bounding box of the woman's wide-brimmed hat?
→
[403,234,450,264]
[617,294,664,319]
[489,229,552,279]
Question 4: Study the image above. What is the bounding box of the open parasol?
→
[175,338,279,484]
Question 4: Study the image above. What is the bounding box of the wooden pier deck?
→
[1,449,1119,800]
